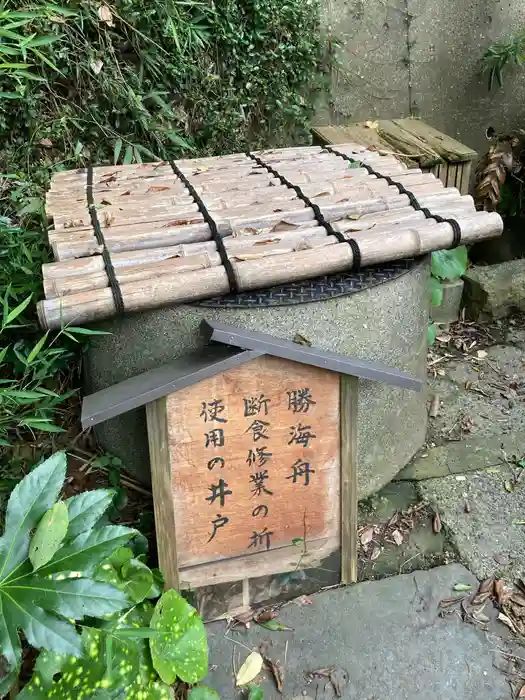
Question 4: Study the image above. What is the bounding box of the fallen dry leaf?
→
[255,608,278,624]
[39,138,53,148]
[97,4,114,25]
[476,349,488,359]
[370,544,381,561]
[498,612,517,633]
[293,595,313,606]
[90,59,103,74]
[147,185,170,192]
[464,499,471,513]
[478,577,495,595]
[233,609,255,627]
[236,651,264,687]
[510,592,525,607]
[519,683,525,697]
[360,526,374,546]
[265,657,284,693]
[432,512,442,533]
[494,579,507,604]
[293,333,312,347]
[392,529,403,546]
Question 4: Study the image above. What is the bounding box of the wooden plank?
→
[311,124,392,152]
[377,120,442,168]
[146,397,179,589]
[179,535,339,588]
[340,375,358,584]
[165,355,341,574]
[459,162,472,196]
[395,118,477,162]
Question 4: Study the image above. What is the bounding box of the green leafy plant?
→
[0,450,212,698]
[482,32,525,88]
[428,246,468,344]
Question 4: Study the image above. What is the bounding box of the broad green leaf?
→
[257,619,292,631]
[0,595,21,672]
[0,452,67,580]
[74,140,83,157]
[29,502,69,569]
[427,321,437,346]
[2,594,82,657]
[453,583,472,592]
[121,558,153,602]
[7,577,129,620]
[150,589,208,684]
[18,198,43,216]
[123,144,133,165]
[431,246,468,281]
[134,146,143,164]
[188,687,220,700]
[430,276,443,307]
[65,489,115,539]
[247,685,264,700]
[113,138,123,164]
[19,625,173,699]
[37,525,136,576]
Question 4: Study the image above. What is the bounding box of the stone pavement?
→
[397,320,525,583]
[205,564,515,699]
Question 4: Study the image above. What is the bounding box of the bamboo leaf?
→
[113,138,123,164]
[26,332,49,364]
[4,293,32,325]
[123,144,133,165]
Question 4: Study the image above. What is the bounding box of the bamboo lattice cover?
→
[39,143,503,329]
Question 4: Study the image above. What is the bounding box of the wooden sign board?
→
[147,355,357,619]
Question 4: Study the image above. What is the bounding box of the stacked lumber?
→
[38,144,503,329]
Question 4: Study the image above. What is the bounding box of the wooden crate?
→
[312,118,477,195]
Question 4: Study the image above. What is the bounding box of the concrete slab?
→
[205,564,512,699]
[420,471,525,581]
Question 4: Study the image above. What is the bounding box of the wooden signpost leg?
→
[146,397,180,590]
[340,376,358,584]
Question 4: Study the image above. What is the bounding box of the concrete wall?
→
[320,0,525,159]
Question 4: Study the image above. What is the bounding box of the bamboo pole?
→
[37,211,503,329]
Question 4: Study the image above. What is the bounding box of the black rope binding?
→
[323,145,462,249]
[169,160,239,294]
[86,166,125,314]
[246,151,362,271]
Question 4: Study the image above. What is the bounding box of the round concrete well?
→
[84,258,429,499]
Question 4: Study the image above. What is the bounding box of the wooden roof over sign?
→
[81,320,423,429]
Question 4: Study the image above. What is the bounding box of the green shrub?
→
[0,451,213,698]
[1,0,330,185]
